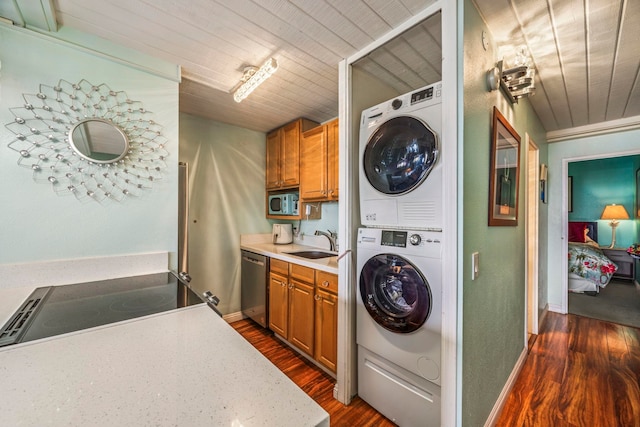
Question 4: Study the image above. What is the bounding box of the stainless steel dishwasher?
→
[241,250,269,327]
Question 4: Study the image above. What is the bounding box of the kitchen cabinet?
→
[268,259,290,337]
[314,271,338,373]
[266,118,319,190]
[300,119,339,201]
[267,258,338,373]
[289,264,316,356]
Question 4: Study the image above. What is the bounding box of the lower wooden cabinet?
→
[267,259,338,373]
[289,279,315,355]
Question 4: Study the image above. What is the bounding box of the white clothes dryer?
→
[356,227,442,426]
[359,82,442,230]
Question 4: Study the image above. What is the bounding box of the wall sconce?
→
[232,57,278,103]
[486,48,536,103]
[600,204,629,248]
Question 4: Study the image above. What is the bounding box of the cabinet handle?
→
[314,294,321,301]
[288,283,294,289]
[280,281,287,287]
[321,281,329,288]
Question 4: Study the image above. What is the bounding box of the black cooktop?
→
[0,272,203,347]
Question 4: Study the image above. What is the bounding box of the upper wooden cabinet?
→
[300,119,339,201]
[266,118,319,190]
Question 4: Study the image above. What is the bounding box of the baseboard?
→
[483,347,528,427]
[548,303,563,313]
[223,311,245,323]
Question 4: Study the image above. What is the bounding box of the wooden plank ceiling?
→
[473,0,640,136]
[50,0,439,133]
[6,1,639,136]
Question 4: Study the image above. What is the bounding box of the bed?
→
[568,221,618,294]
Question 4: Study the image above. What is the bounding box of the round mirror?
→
[69,118,129,163]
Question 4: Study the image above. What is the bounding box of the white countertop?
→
[0,304,329,427]
[240,235,339,274]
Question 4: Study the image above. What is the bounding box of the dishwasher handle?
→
[242,255,265,266]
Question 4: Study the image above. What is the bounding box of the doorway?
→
[526,136,539,343]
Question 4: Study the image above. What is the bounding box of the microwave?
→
[268,193,299,215]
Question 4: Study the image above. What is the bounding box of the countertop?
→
[0,304,329,427]
[240,234,339,274]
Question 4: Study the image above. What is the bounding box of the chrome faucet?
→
[315,230,337,252]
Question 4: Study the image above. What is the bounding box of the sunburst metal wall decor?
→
[5,79,169,203]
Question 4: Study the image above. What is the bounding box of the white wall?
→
[0,26,179,275]
[547,128,640,310]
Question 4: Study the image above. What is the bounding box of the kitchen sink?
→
[285,250,336,259]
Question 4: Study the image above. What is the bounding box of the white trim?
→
[440,0,459,426]
[222,311,244,324]
[547,303,563,313]
[560,147,640,313]
[525,134,540,340]
[547,115,640,143]
[483,347,528,427]
[335,57,356,404]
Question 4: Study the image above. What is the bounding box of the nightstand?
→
[601,248,635,281]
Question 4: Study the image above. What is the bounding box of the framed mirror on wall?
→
[488,106,521,226]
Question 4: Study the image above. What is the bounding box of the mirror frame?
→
[488,106,521,226]
[69,118,130,164]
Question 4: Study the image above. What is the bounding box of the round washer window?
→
[359,254,431,333]
[363,116,438,195]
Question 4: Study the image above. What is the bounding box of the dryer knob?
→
[409,234,421,246]
[391,99,403,110]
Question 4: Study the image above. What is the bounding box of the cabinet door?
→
[327,119,339,200]
[268,272,289,337]
[266,130,282,189]
[315,289,338,373]
[300,125,327,200]
[280,121,301,187]
[288,279,315,356]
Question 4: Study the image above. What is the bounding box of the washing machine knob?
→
[409,234,421,246]
[391,99,403,110]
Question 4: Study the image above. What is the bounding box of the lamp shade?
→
[600,204,629,220]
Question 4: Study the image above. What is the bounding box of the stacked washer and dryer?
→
[357,82,443,426]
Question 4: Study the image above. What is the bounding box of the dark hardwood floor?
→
[496,312,640,427]
[230,319,395,427]
[233,312,640,426]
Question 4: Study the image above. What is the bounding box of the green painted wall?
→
[461,0,549,424]
[179,113,271,314]
[0,25,179,267]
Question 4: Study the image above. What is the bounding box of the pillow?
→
[568,222,588,243]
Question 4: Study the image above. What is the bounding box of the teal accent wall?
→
[0,26,179,267]
[569,156,639,248]
[461,0,549,424]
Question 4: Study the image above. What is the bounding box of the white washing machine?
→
[359,81,442,231]
[356,227,441,426]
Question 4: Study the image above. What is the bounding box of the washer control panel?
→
[358,228,441,259]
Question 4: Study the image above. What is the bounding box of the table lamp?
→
[600,204,629,248]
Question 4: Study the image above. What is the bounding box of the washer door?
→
[359,254,432,333]
[363,116,438,195]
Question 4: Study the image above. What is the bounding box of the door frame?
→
[525,135,539,339]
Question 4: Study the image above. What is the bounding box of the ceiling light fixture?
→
[233,58,278,103]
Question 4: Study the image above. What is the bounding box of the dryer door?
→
[359,253,431,333]
[363,116,438,195]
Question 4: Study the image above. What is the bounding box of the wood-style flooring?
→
[496,312,640,427]
[230,319,395,427]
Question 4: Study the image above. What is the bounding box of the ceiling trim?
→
[546,115,640,143]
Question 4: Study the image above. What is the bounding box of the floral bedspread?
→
[568,243,618,287]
